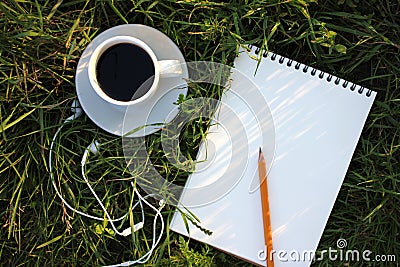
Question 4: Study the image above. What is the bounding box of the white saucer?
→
[76,24,188,137]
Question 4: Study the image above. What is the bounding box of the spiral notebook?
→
[170,46,376,266]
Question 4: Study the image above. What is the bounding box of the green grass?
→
[1,0,399,266]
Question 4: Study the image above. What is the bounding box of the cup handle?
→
[158,60,183,78]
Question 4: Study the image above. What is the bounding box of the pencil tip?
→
[259,147,265,161]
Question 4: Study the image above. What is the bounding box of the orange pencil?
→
[258,148,274,267]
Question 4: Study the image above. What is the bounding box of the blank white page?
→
[170,47,376,266]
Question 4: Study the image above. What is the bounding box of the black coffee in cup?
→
[96,43,155,102]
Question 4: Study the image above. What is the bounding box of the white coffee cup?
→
[88,35,182,107]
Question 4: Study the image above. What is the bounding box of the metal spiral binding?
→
[247,45,372,97]
[311,68,317,76]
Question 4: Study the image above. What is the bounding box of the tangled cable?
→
[48,100,165,266]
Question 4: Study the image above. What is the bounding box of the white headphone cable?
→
[80,143,165,265]
[49,100,166,266]
[49,101,140,223]
[80,142,145,236]
[104,186,165,267]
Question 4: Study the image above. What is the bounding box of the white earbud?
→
[65,99,83,122]
[121,222,144,236]
[71,99,82,115]
[88,140,100,154]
